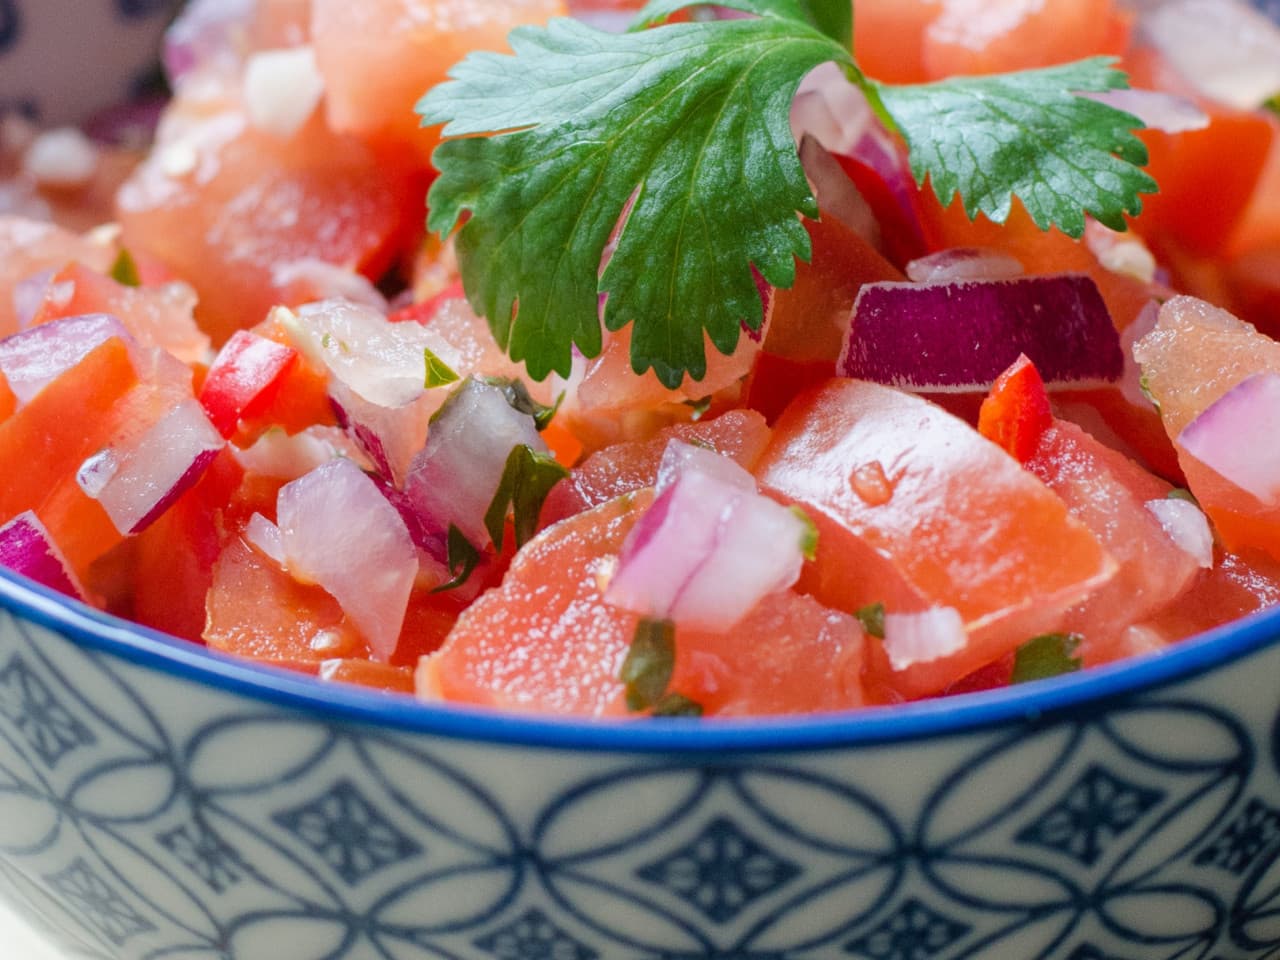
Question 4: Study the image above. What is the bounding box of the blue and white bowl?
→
[0,0,179,126]
[3,567,1280,960]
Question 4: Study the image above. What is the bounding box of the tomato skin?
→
[199,331,299,438]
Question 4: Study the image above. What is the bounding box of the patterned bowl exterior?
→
[2,571,1280,960]
[0,0,177,125]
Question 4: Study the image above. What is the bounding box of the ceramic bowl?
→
[0,0,179,127]
[2,568,1280,960]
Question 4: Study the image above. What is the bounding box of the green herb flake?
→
[483,376,561,430]
[620,617,677,712]
[109,248,142,287]
[423,346,460,389]
[1167,487,1199,505]
[683,395,713,420]
[1011,632,1084,684]
[482,444,569,551]
[419,0,1156,386]
[432,523,481,593]
[789,505,818,562]
[651,692,704,718]
[855,602,886,640]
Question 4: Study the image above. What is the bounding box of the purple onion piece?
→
[0,313,133,404]
[0,512,85,600]
[1177,372,1280,504]
[839,275,1123,392]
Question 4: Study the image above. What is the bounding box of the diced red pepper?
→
[978,354,1054,462]
[199,330,299,438]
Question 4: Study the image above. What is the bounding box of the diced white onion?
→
[244,47,326,139]
[1177,372,1280,504]
[906,248,1025,284]
[1145,497,1214,569]
[0,313,133,405]
[22,128,99,189]
[882,607,968,672]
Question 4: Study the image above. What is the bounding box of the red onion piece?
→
[1079,89,1208,134]
[798,135,880,248]
[656,436,756,493]
[164,0,258,86]
[840,275,1123,392]
[606,440,808,630]
[0,511,86,600]
[275,458,418,661]
[12,269,55,330]
[0,313,132,405]
[77,398,224,534]
[905,248,1025,284]
[403,379,548,555]
[1177,372,1280,504]
[882,607,968,672]
[1145,498,1214,569]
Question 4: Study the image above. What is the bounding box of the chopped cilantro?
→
[423,346,460,388]
[1167,487,1199,505]
[683,395,713,420]
[432,523,481,593]
[483,376,561,430]
[620,618,677,712]
[855,602,886,640]
[419,0,1156,387]
[482,444,569,551]
[789,505,818,562]
[109,248,142,287]
[1011,632,1084,684]
[651,692,704,718]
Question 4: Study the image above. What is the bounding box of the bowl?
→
[2,567,1280,960]
[0,0,179,127]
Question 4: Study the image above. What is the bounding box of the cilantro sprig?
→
[419,0,1155,388]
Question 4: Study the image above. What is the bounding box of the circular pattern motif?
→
[1,605,1280,959]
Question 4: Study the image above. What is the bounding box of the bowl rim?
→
[2,565,1276,754]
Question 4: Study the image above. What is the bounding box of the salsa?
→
[1,0,1279,717]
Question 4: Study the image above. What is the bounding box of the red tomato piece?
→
[199,330,299,438]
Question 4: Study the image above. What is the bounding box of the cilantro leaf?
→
[110,248,142,287]
[619,617,677,711]
[631,0,852,49]
[1011,632,1083,684]
[419,15,846,388]
[423,346,460,388]
[432,524,481,593]
[873,58,1156,236]
[482,444,569,551]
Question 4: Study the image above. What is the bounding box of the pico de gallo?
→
[1,0,1279,718]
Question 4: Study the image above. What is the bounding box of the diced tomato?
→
[0,338,139,575]
[238,312,336,437]
[539,409,771,527]
[0,370,14,424]
[30,261,210,365]
[423,489,869,716]
[743,353,839,426]
[756,378,1114,700]
[387,280,466,326]
[851,0,939,84]
[320,659,416,694]
[0,218,114,338]
[833,154,930,269]
[199,330,299,438]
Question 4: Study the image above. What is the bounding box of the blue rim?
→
[2,565,1278,753]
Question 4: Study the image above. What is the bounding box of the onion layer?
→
[0,511,86,600]
[1177,372,1280,504]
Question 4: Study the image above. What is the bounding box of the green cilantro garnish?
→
[419,0,1155,387]
[482,444,569,551]
[433,523,481,593]
[789,505,818,562]
[1266,94,1280,118]
[109,248,142,287]
[1167,487,1199,505]
[855,602,886,639]
[423,346,460,388]
[1011,632,1084,684]
[619,617,700,715]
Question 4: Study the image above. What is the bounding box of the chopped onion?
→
[605,440,808,630]
[12,269,54,330]
[791,62,874,156]
[656,436,755,493]
[1136,0,1280,110]
[164,0,258,86]
[1145,498,1214,569]
[0,313,133,405]
[244,47,326,139]
[0,512,86,600]
[275,458,417,661]
[881,607,968,672]
[21,128,99,189]
[798,135,880,247]
[232,425,364,480]
[403,379,547,555]
[77,398,224,534]
[1079,90,1208,134]
[244,511,286,567]
[1177,372,1280,504]
[905,248,1025,284]
[1085,221,1158,284]
[840,275,1123,391]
